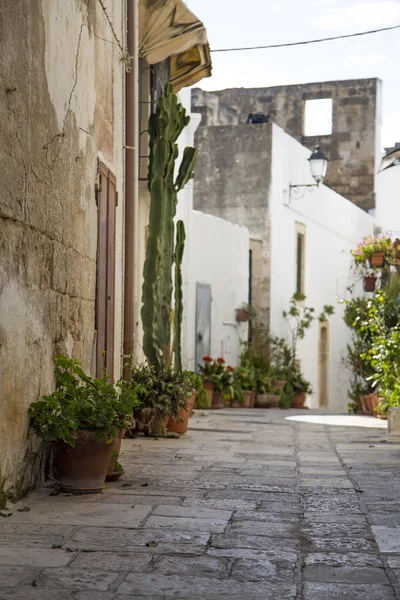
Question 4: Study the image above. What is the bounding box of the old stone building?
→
[192,78,382,211]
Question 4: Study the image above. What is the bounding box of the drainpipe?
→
[123,0,139,377]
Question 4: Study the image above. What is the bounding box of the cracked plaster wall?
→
[0,0,125,507]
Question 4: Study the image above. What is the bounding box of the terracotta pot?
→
[135,410,170,436]
[230,399,243,408]
[292,393,306,408]
[167,394,196,434]
[369,393,380,414]
[211,391,225,409]
[236,309,249,323]
[272,379,286,390]
[363,276,377,292]
[250,392,256,407]
[255,393,280,408]
[242,391,253,407]
[52,430,116,494]
[360,394,370,414]
[370,252,384,267]
[203,382,214,406]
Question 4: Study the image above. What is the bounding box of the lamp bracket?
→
[289,183,319,202]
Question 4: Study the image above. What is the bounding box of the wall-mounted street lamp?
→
[289,145,329,201]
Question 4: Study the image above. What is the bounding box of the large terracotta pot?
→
[360,394,370,414]
[370,252,384,267]
[53,430,116,494]
[272,379,286,390]
[167,394,196,434]
[250,392,256,407]
[363,276,377,292]
[292,393,306,408]
[369,393,380,414]
[211,391,225,409]
[255,393,280,408]
[242,391,253,407]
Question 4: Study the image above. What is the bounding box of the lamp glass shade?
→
[309,146,328,185]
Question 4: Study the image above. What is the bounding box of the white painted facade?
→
[269,124,375,411]
[375,162,400,238]
[176,90,249,370]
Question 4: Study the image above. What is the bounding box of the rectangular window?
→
[295,222,306,295]
[304,98,333,137]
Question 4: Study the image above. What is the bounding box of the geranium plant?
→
[352,234,392,264]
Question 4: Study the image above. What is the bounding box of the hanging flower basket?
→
[363,276,377,293]
[370,252,384,267]
[236,309,249,323]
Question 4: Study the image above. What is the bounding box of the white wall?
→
[176,89,250,369]
[375,162,400,238]
[188,211,249,368]
[269,124,374,411]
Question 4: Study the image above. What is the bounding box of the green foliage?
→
[28,355,140,446]
[183,370,203,391]
[195,388,210,409]
[342,287,400,414]
[198,357,243,403]
[234,362,257,391]
[129,363,192,436]
[141,84,197,374]
[110,451,123,473]
[352,234,392,263]
[173,220,186,374]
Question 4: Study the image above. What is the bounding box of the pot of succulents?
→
[290,370,312,408]
[234,362,256,407]
[130,364,178,437]
[167,372,196,435]
[254,371,281,408]
[28,355,140,494]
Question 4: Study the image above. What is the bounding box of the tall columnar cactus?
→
[173,220,186,374]
[141,85,198,373]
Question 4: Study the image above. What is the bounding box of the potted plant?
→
[106,448,124,482]
[199,356,218,405]
[290,369,313,408]
[254,371,281,408]
[236,303,256,324]
[183,371,207,412]
[28,355,140,494]
[199,357,232,408]
[234,362,256,407]
[130,364,188,436]
[167,372,197,434]
[352,234,392,268]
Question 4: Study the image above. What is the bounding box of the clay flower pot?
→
[203,382,214,407]
[292,393,306,409]
[272,379,286,390]
[211,391,225,409]
[236,309,249,323]
[363,276,377,292]
[167,394,196,435]
[255,393,280,408]
[242,391,253,407]
[370,252,384,267]
[52,430,116,494]
[369,392,380,414]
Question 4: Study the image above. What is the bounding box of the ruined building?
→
[192,78,382,211]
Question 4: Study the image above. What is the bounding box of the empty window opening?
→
[304,98,333,137]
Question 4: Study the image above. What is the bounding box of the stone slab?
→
[303,583,396,600]
[71,551,152,572]
[143,515,227,533]
[34,567,120,591]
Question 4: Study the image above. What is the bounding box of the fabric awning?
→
[139,0,212,92]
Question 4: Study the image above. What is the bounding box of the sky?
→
[187,0,400,149]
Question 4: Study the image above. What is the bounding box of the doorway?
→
[195,283,211,372]
[319,323,329,407]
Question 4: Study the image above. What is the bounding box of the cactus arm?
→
[175,147,198,192]
[173,220,186,373]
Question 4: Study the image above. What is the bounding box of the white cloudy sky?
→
[187,0,400,148]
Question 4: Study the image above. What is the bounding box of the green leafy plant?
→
[234,362,257,391]
[352,234,392,264]
[28,355,141,446]
[129,363,192,436]
[110,450,123,473]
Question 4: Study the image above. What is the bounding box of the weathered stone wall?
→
[0,0,125,507]
[192,78,381,211]
[193,124,272,326]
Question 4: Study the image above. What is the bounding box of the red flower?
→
[227,365,234,372]
[203,356,213,362]
[217,357,225,364]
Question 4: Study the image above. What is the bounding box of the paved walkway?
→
[1,408,400,599]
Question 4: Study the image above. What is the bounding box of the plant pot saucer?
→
[106,470,125,482]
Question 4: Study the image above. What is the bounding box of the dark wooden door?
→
[96,162,116,378]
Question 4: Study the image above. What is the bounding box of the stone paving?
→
[1,408,400,599]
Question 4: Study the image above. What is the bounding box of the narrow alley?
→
[1,408,399,600]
